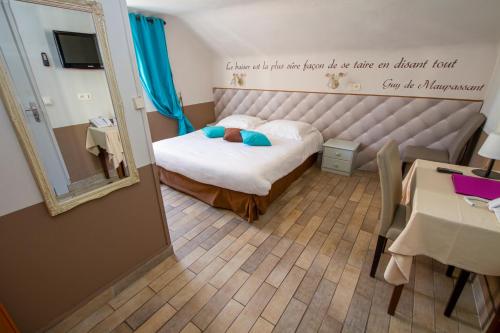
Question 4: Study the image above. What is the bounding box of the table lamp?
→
[472,131,500,180]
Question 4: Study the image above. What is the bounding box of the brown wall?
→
[147,101,215,142]
[0,164,169,333]
[53,123,103,182]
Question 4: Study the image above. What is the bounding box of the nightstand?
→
[321,138,360,176]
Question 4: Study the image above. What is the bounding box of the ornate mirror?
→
[0,0,139,215]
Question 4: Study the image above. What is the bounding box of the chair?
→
[378,143,471,317]
[402,113,486,172]
[370,140,407,278]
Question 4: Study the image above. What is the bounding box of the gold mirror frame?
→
[0,0,139,216]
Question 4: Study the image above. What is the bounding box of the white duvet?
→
[153,129,323,195]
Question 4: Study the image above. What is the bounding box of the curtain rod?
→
[135,15,166,25]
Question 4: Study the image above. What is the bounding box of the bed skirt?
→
[158,154,317,222]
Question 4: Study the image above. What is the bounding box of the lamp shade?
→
[478,132,500,160]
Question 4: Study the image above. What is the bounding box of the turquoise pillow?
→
[202,126,225,138]
[240,130,272,146]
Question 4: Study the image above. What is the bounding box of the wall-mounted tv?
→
[53,31,103,69]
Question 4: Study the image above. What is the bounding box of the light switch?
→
[133,96,145,110]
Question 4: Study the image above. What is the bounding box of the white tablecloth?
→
[384,159,500,285]
[86,126,124,169]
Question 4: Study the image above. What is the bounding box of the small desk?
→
[385,159,500,317]
[86,126,126,178]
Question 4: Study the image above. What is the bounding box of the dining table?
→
[86,125,126,178]
[384,159,500,319]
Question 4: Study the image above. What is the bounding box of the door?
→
[0,1,70,196]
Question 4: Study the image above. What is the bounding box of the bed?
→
[153,117,323,221]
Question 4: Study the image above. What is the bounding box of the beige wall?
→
[213,46,497,100]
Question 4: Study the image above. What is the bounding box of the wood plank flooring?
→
[50,167,481,333]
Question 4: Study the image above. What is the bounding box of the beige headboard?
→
[213,88,483,170]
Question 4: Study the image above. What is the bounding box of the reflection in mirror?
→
[1,0,130,201]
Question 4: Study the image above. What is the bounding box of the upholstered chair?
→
[402,113,486,172]
[370,140,407,278]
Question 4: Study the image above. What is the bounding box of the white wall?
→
[0,0,154,217]
[213,45,497,100]
[11,1,114,128]
[140,13,215,112]
[482,46,500,133]
[128,0,500,124]
[164,14,214,106]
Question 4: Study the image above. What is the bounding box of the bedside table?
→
[322,138,360,176]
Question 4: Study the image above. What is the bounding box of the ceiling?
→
[126,0,500,56]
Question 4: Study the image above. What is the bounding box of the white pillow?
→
[256,120,316,141]
[216,115,265,129]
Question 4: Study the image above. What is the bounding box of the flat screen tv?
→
[53,31,103,69]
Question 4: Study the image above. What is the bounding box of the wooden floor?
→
[51,167,481,333]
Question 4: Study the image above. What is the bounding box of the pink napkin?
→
[451,174,500,200]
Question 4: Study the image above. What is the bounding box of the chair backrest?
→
[448,113,486,163]
[377,140,402,237]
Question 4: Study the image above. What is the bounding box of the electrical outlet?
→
[350,83,361,91]
[350,83,361,90]
[77,93,92,101]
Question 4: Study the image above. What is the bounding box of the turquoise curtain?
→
[129,13,194,135]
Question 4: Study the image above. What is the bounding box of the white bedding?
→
[153,129,323,195]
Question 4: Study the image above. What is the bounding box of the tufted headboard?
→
[213,88,483,170]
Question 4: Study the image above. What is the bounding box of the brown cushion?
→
[224,128,242,142]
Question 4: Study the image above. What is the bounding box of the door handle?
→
[25,102,41,122]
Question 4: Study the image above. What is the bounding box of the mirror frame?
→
[0,0,140,216]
